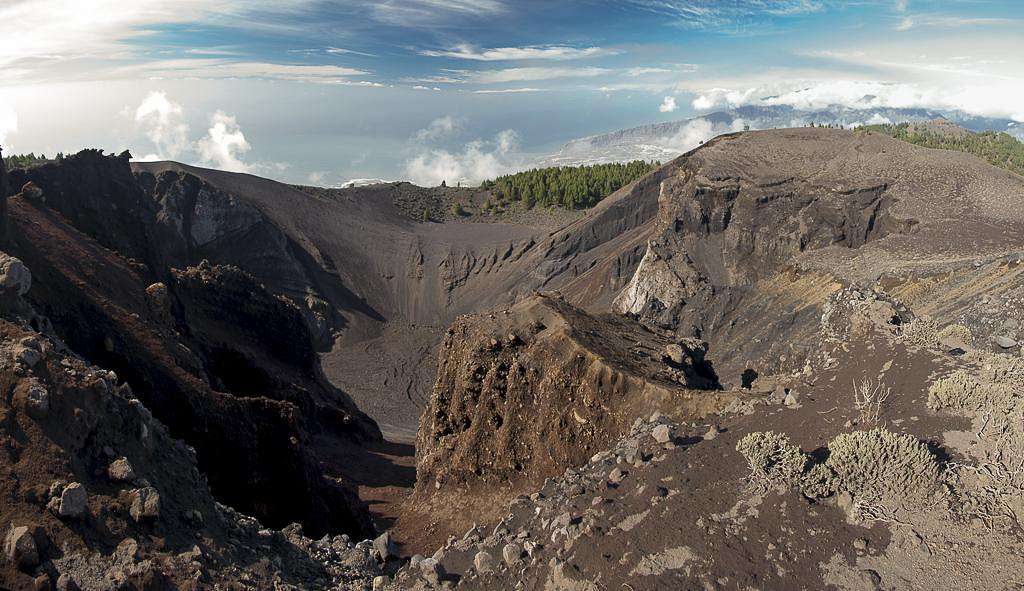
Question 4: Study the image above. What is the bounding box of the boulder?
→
[4,525,39,569]
[25,384,50,419]
[994,335,1018,349]
[474,550,495,574]
[129,487,161,522]
[502,542,522,566]
[0,252,31,297]
[59,482,87,519]
[56,574,81,591]
[652,424,673,444]
[107,457,137,482]
[372,531,396,562]
[419,557,444,585]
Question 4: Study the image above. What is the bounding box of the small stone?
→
[185,509,204,526]
[784,392,799,407]
[56,574,81,591]
[32,574,49,591]
[502,542,522,566]
[373,531,396,562]
[474,550,495,574]
[994,335,1018,349]
[420,557,444,585]
[115,538,139,563]
[703,425,719,440]
[608,468,626,484]
[409,554,424,569]
[858,568,882,590]
[664,344,685,365]
[0,254,32,298]
[17,347,41,367]
[59,483,87,519]
[129,487,160,522]
[25,384,50,419]
[48,480,66,498]
[4,525,39,569]
[651,424,672,444]
[107,458,136,482]
[372,575,387,590]
[853,538,868,551]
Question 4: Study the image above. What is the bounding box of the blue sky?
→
[0,0,1021,185]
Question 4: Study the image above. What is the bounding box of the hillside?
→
[860,121,1024,177]
[3,128,1024,590]
[540,105,1024,167]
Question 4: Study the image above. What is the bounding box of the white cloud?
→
[624,0,823,29]
[659,96,678,113]
[847,113,893,129]
[896,14,1019,31]
[0,102,17,147]
[662,117,747,153]
[627,67,672,77]
[413,116,462,142]
[196,111,252,173]
[404,128,520,186]
[420,44,615,61]
[0,0,321,83]
[325,46,376,57]
[134,91,189,160]
[684,78,1024,121]
[691,93,717,110]
[473,88,545,94]
[370,0,506,27]
[118,59,370,82]
[433,66,611,85]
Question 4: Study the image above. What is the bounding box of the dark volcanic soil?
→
[4,127,1024,590]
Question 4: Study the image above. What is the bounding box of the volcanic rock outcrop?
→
[4,151,379,538]
[0,254,391,590]
[415,294,730,498]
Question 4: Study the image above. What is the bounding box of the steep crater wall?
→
[614,152,917,379]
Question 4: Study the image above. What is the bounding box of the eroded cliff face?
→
[615,168,912,334]
[4,152,380,538]
[415,294,733,499]
[10,152,339,348]
[0,253,389,590]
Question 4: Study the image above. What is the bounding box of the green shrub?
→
[800,463,838,499]
[736,431,806,491]
[824,428,940,505]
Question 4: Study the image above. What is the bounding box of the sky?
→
[0,0,1021,186]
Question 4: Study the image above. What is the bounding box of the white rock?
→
[107,458,136,482]
[994,335,1018,349]
[4,525,38,569]
[0,254,31,297]
[502,542,522,566]
[474,550,495,574]
[652,424,672,444]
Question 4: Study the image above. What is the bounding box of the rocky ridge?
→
[0,251,392,590]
